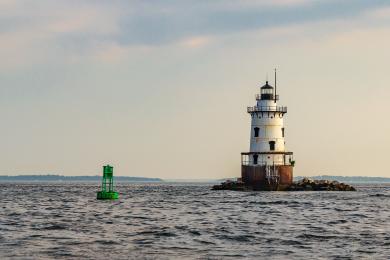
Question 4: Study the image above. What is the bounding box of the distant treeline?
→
[294,175,390,183]
[0,175,163,182]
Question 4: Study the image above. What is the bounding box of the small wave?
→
[3,221,21,227]
[43,224,68,230]
[348,213,368,218]
[249,200,312,206]
[297,233,339,241]
[137,230,155,236]
[62,240,87,246]
[130,216,150,220]
[188,230,201,236]
[28,234,43,238]
[279,239,304,246]
[216,234,255,242]
[193,239,215,245]
[370,193,390,198]
[46,249,75,257]
[133,239,154,245]
[137,230,177,238]
[6,212,21,217]
[174,225,188,230]
[95,240,120,245]
[155,231,177,237]
[327,219,348,224]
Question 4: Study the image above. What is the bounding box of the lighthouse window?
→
[282,128,285,137]
[254,127,259,137]
[253,154,258,165]
[269,141,275,151]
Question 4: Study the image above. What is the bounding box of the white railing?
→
[247,106,287,113]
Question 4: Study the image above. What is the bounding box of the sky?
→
[1,0,390,178]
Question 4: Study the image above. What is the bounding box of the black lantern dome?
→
[260,81,275,100]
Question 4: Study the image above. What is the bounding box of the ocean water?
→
[0,183,389,259]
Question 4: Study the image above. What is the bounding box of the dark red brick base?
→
[241,165,293,191]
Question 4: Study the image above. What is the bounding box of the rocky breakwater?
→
[212,180,246,191]
[212,178,356,191]
[287,178,356,191]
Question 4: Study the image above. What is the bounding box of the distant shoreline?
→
[0,175,163,182]
[294,175,390,183]
[0,175,389,183]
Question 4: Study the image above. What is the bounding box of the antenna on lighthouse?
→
[274,68,277,103]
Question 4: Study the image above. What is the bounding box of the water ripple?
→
[0,183,389,259]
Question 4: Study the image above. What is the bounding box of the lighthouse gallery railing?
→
[241,152,294,166]
[247,106,287,113]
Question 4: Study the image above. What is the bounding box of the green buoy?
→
[97,165,119,200]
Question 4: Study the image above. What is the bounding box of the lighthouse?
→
[241,71,294,190]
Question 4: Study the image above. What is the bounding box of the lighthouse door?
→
[253,154,258,165]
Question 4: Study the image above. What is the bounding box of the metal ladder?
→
[265,164,280,189]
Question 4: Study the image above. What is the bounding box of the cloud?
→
[179,36,212,49]
[1,0,390,69]
[219,0,314,9]
[114,0,390,46]
[364,6,390,20]
[0,0,120,68]
[91,43,156,63]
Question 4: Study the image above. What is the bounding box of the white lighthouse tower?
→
[241,71,294,190]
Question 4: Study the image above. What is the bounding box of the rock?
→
[331,180,339,185]
[212,178,356,192]
[344,185,356,191]
[284,179,356,192]
[305,185,313,190]
[318,180,326,185]
[212,180,246,191]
